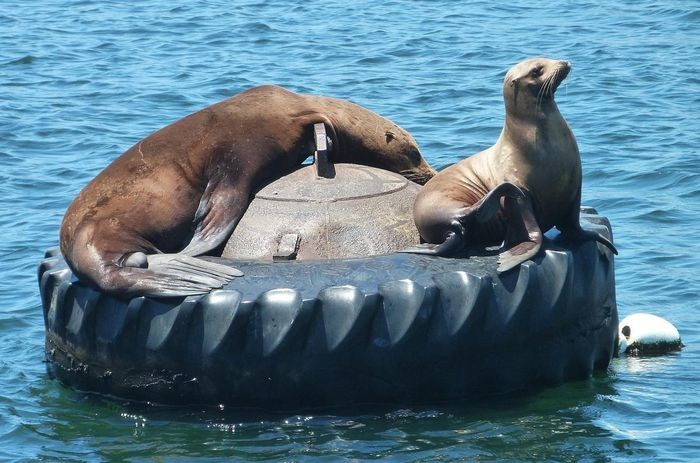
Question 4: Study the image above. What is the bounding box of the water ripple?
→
[1,0,699,461]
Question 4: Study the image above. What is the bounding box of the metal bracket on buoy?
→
[313,123,335,178]
[273,233,300,261]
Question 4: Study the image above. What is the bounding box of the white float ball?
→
[618,313,682,355]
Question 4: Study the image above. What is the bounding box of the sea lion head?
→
[326,114,437,185]
[503,57,571,119]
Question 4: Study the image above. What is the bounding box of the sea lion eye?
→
[531,66,544,77]
[385,131,396,143]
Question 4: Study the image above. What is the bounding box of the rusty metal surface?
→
[222,163,421,260]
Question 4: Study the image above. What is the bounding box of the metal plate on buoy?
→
[257,164,408,201]
[221,163,421,261]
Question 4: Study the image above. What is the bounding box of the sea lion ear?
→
[510,78,519,88]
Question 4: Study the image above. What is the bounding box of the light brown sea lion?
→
[407,58,617,270]
[60,85,436,297]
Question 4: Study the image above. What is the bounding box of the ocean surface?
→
[1,0,699,461]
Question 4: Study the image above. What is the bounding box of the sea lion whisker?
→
[415,174,431,185]
[536,78,548,111]
[542,81,551,106]
[551,68,561,93]
[554,67,564,92]
[541,70,557,105]
[399,170,431,185]
[544,71,555,97]
[540,70,557,107]
[536,80,544,111]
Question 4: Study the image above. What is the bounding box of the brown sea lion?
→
[407,58,617,270]
[60,85,436,297]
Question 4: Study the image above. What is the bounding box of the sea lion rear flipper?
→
[181,183,248,256]
[497,196,542,272]
[498,241,541,272]
[400,220,465,256]
[405,183,524,258]
[473,182,525,223]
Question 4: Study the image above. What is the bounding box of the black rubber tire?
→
[39,208,618,407]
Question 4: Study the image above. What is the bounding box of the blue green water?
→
[2,1,699,461]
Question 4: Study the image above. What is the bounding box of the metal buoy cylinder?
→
[221,163,421,261]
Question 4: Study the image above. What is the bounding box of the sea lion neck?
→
[500,102,565,158]
[323,114,344,158]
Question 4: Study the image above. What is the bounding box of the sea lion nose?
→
[557,61,571,80]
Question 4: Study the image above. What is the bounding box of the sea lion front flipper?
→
[145,254,242,279]
[497,196,542,272]
[556,189,618,255]
[180,182,249,257]
[561,227,618,255]
[592,230,617,254]
[118,253,243,297]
